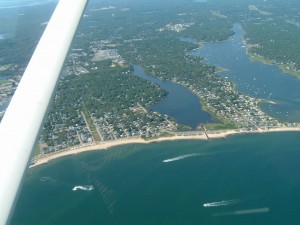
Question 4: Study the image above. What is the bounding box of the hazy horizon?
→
[0,0,58,9]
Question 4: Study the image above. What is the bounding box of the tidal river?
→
[191,23,300,122]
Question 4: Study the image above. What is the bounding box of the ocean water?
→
[194,0,208,2]
[11,132,300,225]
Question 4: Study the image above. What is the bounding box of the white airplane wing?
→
[0,0,88,224]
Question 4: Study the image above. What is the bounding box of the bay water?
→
[191,24,300,122]
[133,65,216,129]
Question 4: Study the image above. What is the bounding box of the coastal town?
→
[5,1,300,224]
[0,74,21,119]
[31,35,300,165]
[0,1,300,168]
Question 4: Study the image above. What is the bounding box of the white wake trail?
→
[213,207,270,217]
[72,185,94,191]
[203,199,240,208]
[163,153,209,163]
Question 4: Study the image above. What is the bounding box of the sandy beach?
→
[30,127,300,168]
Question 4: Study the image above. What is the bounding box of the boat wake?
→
[203,199,240,208]
[163,153,208,163]
[40,176,57,184]
[213,207,270,216]
[72,185,94,191]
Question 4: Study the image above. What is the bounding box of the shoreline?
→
[242,38,300,79]
[30,127,300,168]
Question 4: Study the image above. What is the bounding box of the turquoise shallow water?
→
[11,132,300,225]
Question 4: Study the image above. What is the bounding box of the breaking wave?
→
[203,199,240,207]
[163,153,208,163]
[72,185,94,191]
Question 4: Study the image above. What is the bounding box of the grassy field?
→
[82,110,102,142]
